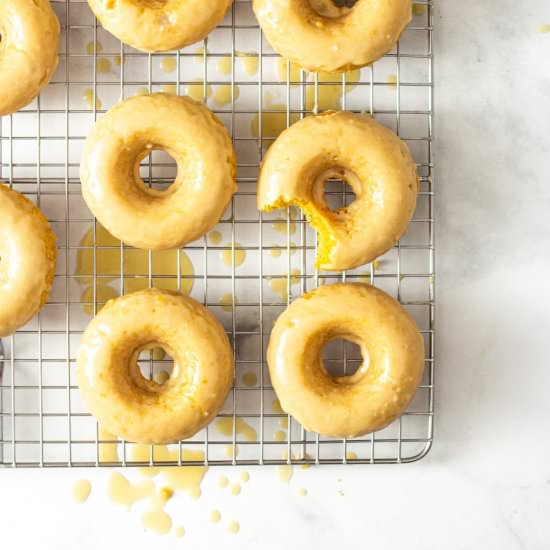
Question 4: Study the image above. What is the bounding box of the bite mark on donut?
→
[262,196,337,269]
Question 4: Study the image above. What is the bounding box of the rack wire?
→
[0,0,434,467]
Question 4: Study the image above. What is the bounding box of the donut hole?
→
[137,345,174,386]
[138,148,179,194]
[312,165,359,213]
[322,338,367,380]
[323,178,356,212]
[309,0,356,18]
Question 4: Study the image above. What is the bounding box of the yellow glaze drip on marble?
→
[224,444,240,458]
[213,84,240,106]
[276,58,302,84]
[277,464,293,484]
[217,475,229,489]
[215,417,257,442]
[241,54,259,76]
[185,78,214,102]
[268,269,301,301]
[229,483,241,496]
[142,493,172,535]
[241,372,257,387]
[194,46,206,60]
[96,58,111,74]
[227,520,240,534]
[412,3,428,16]
[240,471,250,483]
[98,425,119,463]
[130,444,209,500]
[251,103,299,144]
[75,223,195,316]
[84,89,101,110]
[219,293,236,313]
[108,472,155,510]
[272,206,299,234]
[208,230,222,244]
[221,242,246,268]
[386,74,397,88]
[161,57,177,73]
[217,56,232,75]
[71,479,92,504]
[305,69,361,112]
[161,84,177,95]
[86,41,103,55]
[153,369,170,385]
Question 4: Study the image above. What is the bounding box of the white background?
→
[2,1,550,548]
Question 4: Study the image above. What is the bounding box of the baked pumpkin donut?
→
[253,0,411,72]
[268,283,424,438]
[88,0,233,52]
[80,93,236,251]
[257,111,418,271]
[77,289,234,444]
[0,0,60,115]
[0,183,57,337]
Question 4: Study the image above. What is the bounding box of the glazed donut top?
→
[0,183,57,337]
[80,93,236,251]
[88,0,233,52]
[77,289,234,444]
[253,0,412,72]
[0,0,60,115]
[267,283,425,438]
[257,111,418,271]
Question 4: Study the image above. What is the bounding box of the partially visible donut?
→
[253,0,411,72]
[0,0,60,115]
[88,0,233,52]
[0,183,57,337]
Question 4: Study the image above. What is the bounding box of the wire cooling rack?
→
[0,0,434,467]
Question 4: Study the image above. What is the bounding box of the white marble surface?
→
[2,1,550,548]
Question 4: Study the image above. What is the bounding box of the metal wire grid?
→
[0,0,435,467]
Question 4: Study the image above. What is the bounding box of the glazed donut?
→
[268,283,425,438]
[77,289,234,444]
[0,0,60,115]
[88,0,233,52]
[253,0,411,72]
[0,184,57,337]
[80,93,236,251]
[258,111,417,271]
